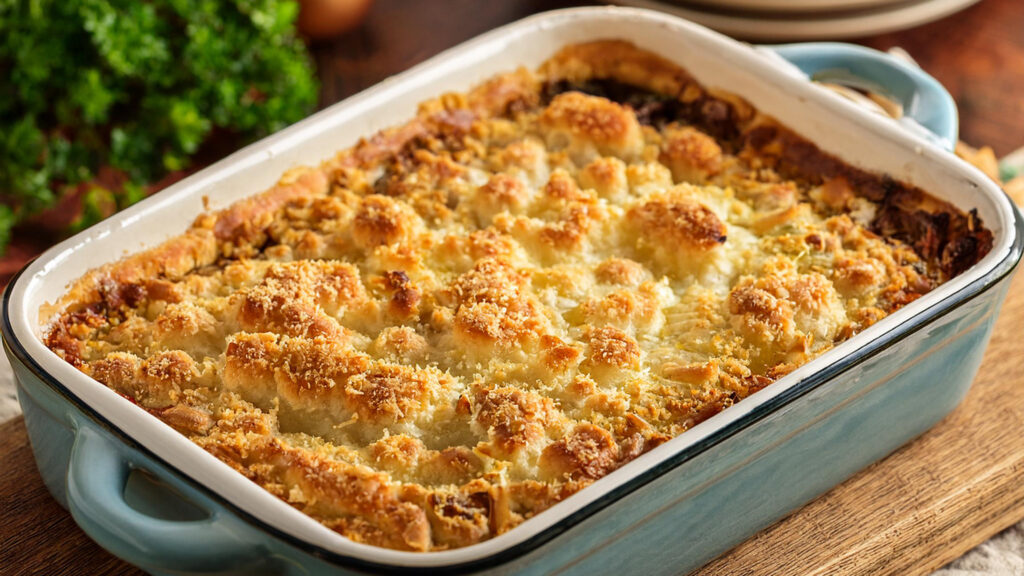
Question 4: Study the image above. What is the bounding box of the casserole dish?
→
[3,6,1022,575]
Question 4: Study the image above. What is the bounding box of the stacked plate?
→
[615,0,982,40]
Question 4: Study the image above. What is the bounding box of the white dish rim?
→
[3,6,1019,570]
[672,0,942,14]
[616,0,983,41]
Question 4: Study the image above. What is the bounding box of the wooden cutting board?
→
[1,271,1022,575]
[2,1,1023,573]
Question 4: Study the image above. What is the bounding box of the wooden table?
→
[5,0,1024,285]
[3,1,1024,574]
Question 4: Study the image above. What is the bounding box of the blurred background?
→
[1,1,1023,575]
[1,0,1021,287]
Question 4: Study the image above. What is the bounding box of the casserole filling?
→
[43,41,991,551]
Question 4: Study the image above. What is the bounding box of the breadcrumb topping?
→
[44,41,991,552]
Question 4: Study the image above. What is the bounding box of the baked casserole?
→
[44,41,992,551]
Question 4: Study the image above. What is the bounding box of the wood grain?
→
[4,0,1023,286]
[0,419,143,576]
[2,270,1022,576]
[2,1,1024,575]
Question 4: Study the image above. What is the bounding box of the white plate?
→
[7,6,1015,571]
[681,0,909,13]
[616,0,982,40]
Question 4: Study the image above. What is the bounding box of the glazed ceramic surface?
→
[617,0,983,41]
[3,7,1022,575]
[679,0,907,12]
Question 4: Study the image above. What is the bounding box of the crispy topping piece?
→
[628,194,727,252]
[541,92,643,158]
[44,39,988,554]
[540,424,620,480]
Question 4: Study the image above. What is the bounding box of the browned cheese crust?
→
[43,41,992,551]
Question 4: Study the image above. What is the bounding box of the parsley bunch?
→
[0,0,318,253]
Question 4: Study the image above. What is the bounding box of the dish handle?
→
[66,424,268,573]
[762,42,958,151]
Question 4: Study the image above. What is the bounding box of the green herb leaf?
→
[0,0,318,254]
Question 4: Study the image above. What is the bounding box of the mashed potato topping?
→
[45,41,990,551]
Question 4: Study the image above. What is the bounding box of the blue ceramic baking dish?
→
[3,8,1022,575]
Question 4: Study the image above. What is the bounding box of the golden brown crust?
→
[627,192,728,252]
[586,326,641,369]
[43,40,990,552]
[540,40,694,96]
[660,124,724,183]
[474,386,562,458]
[540,92,643,158]
[539,423,619,481]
